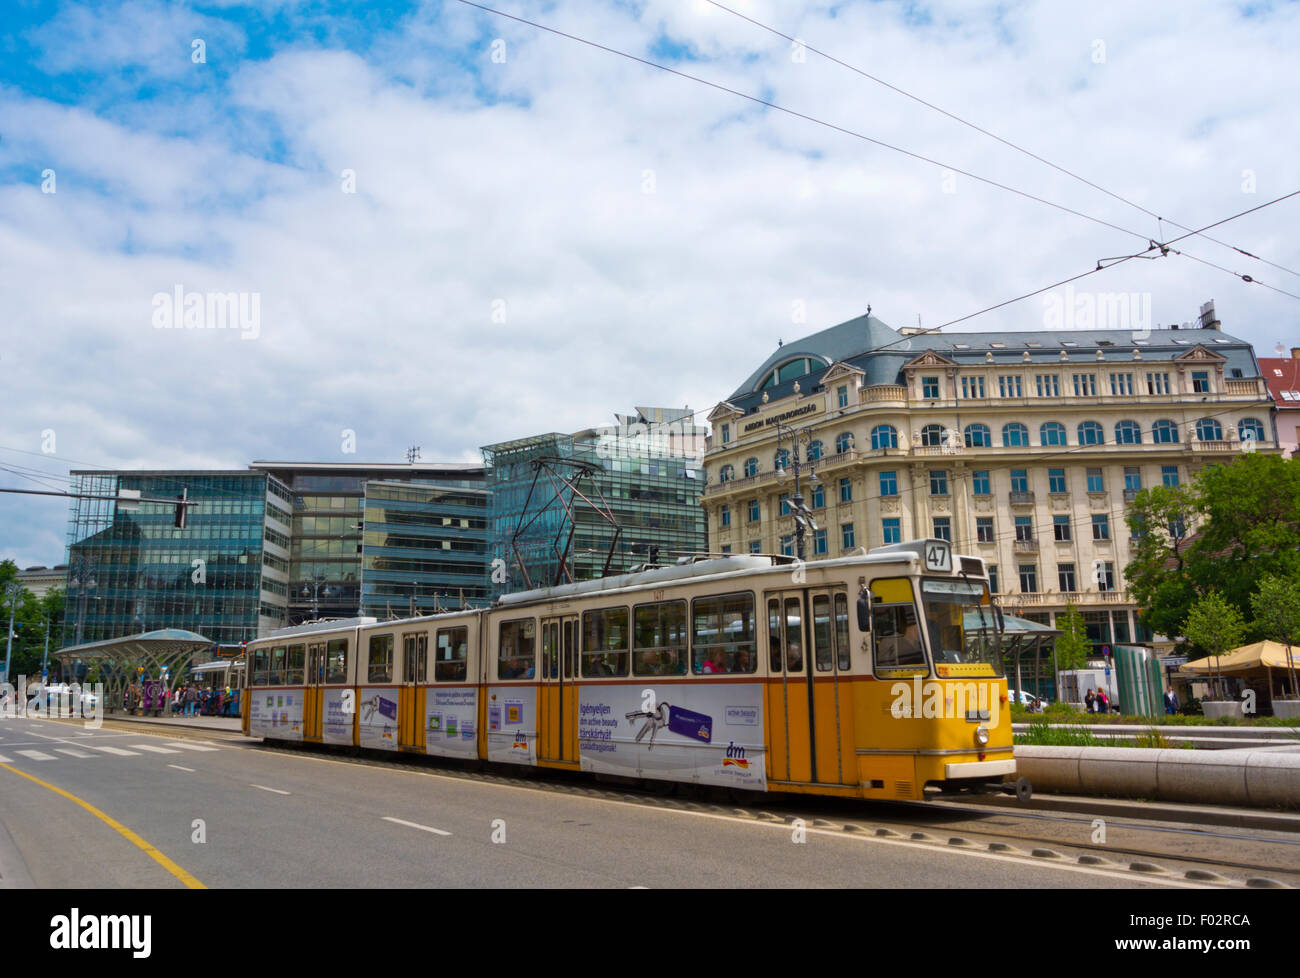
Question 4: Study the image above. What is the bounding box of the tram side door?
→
[400,632,428,750]
[765,589,848,785]
[538,615,578,763]
[305,642,326,741]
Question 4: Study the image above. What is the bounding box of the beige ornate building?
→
[703,306,1278,648]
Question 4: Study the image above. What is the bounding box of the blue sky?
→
[3,0,1300,568]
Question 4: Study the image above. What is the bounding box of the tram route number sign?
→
[924,541,952,573]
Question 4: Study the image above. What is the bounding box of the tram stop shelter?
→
[1179,640,1300,714]
[994,614,1062,704]
[54,629,215,711]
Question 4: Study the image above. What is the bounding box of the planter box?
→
[1274,700,1300,720]
[1201,700,1243,720]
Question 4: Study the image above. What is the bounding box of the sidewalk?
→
[98,711,243,734]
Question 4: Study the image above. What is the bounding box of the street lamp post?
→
[2,582,21,685]
[302,576,332,620]
[772,420,821,561]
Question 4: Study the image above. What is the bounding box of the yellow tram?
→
[241,538,1013,800]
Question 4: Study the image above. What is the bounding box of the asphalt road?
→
[0,716,1199,888]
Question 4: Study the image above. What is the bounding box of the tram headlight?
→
[974,725,989,747]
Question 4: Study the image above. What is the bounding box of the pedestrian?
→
[1085,689,1096,713]
[1097,688,1110,714]
[1163,687,1179,715]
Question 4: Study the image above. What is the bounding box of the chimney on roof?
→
[1199,300,1220,330]
[1292,347,1300,359]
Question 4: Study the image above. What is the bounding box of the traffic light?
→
[174,488,188,529]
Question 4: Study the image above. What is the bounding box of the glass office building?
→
[483,407,708,598]
[63,471,290,646]
[360,481,491,616]
[249,463,488,624]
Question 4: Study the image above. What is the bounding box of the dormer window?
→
[757,356,828,391]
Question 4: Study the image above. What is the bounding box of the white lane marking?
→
[250,784,290,795]
[0,754,12,763]
[16,750,56,761]
[165,742,220,752]
[53,748,94,759]
[129,744,182,754]
[168,764,196,773]
[382,816,451,836]
[86,745,140,756]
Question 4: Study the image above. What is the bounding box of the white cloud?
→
[2,0,1299,567]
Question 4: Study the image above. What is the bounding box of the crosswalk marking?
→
[54,748,94,758]
[165,742,220,752]
[87,745,140,756]
[129,744,182,754]
[16,750,56,761]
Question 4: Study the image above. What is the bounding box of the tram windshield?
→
[921,579,1002,672]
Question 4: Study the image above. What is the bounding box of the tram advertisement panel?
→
[577,684,767,790]
[485,686,536,765]
[358,687,399,750]
[322,689,354,745]
[425,688,478,759]
[250,689,304,741]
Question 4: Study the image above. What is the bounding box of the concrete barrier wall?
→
[1014,746,1300,810]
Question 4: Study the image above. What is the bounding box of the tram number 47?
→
[925,544,950,571]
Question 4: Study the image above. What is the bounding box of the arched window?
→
[1196,418,1223,442]
[1077,421,1104,446]
[965,424,991,448]
[1040,422,1067,447]
[835,432,854,454]
[1114,420,1142,445]
[719,465,734,483]
[1152,420,1180,444]
[1239,418,1266,443]
[921,424,944,447]
[743,457,758,478]
[1002,423,1029,447]
[807,440,824,462]
[774,449,790,471]
[871,425,897,450]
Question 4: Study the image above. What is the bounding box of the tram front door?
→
[538,615,579,764]
[765,588,851,785]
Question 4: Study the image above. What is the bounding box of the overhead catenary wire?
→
[702,0,1300,281]
[450,1,1300,314]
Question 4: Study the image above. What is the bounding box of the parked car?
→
[1009,689,1049,712]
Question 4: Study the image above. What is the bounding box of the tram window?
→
[783,597,804,672]
[286,644,306,685]
[634,600,687,676]
[813,595,834,671]
[269,646,286,684]
[325,639,349,684]
[401,633,427,684]
[542,621,559,679]
[368,634,394,683]
[835,593,850,671]
[498,619,536,680]
[582,607,629,677]
[252,648,269,686]
[436,627,469,682]
[692,592,756,674]
[872,604,925,669]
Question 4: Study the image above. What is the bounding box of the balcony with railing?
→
[1005,590,1132,608]
[862,384,908,405]
[1009,491,1036,507]
[1013,538,1039,554]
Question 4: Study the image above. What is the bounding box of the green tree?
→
[1184,590,1247,701]
[1250,573,1300,700]
[1052,601,1091,672]
[1125,483,1200,641]
[1125,454,1300,642]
